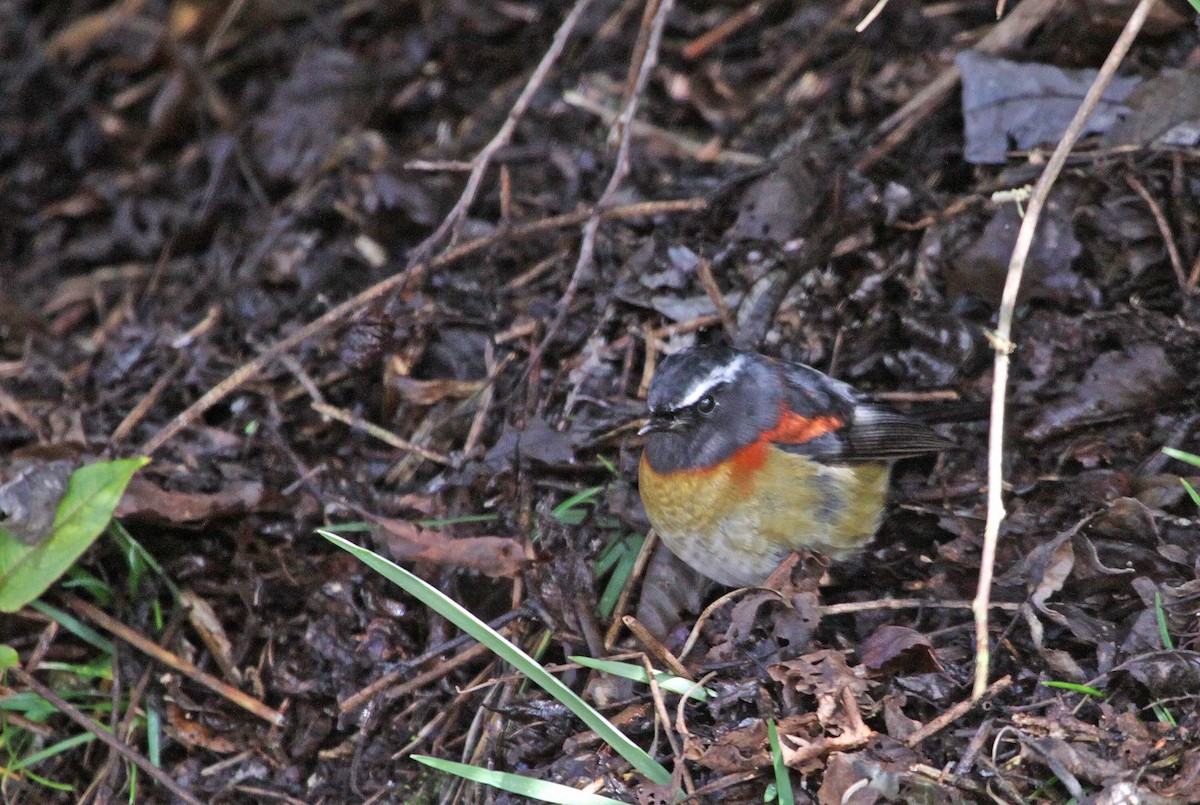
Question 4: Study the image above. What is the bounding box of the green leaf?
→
[0,458,149,612]
[570,656,711,701]
[767,719,794,805]
[413,755,628,804]
[320,531,671,786]
[0,644,17,670]
[1,691,60,722]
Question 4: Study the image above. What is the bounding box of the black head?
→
[641,344,784,473]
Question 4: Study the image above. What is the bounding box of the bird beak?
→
[638,411,676,436]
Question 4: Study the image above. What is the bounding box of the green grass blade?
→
[106,521,178,600]
[419,514,500,528]
[60,567,115,605]
[10,732,96,771]
[552,487,603,524]
[1152,702,1178,727]
[1042,680,1105,697]
[319,531,671,786]
[146,703,162,766]
[29,600,114,655]
[17,768,76,791]
[570,656,711,701]
[413,755,627,804]
[767,719,794,805]
[595,534,643,621]
[1162,446,1200,470]
[1154,592,1174,650]
[1179,478,1200,509]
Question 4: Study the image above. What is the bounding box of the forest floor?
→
[3,0,1200,802]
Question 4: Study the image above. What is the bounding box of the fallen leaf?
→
[164,701,240,753]
[115,476,265,523]
[860,625,941,677]
[484,416,575,470]
[957,51,1140,165]
[1029,344,1182,442]
[1120,650,1200,699]
[376,516,529,578]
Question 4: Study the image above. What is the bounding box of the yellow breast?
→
[638,445,889,587]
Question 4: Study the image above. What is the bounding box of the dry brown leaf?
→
[375,516,529,577]
[115,476,265,523]
[860,625,942,677]
[164,702,240,753]
[698,714,814,773]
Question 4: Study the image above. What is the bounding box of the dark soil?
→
[3,0,1200,802]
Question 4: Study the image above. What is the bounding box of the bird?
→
[637,342,955,588]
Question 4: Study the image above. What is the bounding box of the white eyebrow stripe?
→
[677,355,746,407]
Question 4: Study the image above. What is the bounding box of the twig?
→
[8,665,203,805]
[65,596,285,726]
[339,608,526,714]
[109,365,179,445]
[408,0,595,261]
[819,598,1019,616]
[752,0,870,110]
[311,401,456,466]
[1125,173,1190,293]
[694,256,737,342]
[972,0,1159,700]
[681,2,765,60]
[904,675,1012,746]
[603,527,659,650]
[386,641,492,702]
[136,197,705,456]
[623,616,691,679]
[562,89,762,166]
[640,654,695,795]
[856,0,892,32]
[526,0,676,374]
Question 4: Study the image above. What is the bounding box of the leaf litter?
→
[2,0,1200,801]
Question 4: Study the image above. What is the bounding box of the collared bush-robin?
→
[638,343,954,588]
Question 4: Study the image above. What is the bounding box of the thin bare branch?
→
[408,0,596,261]
[528,0,677,374]
[972,0,1160,699]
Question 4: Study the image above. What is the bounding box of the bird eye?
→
[696,395,716,414]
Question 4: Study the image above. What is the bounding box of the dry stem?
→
[972,0,1160,699]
